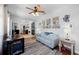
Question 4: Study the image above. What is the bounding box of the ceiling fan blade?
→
[26,7,34,10]
[36,4,41,8]
[38,11,46,14]
[28,12,34,14]
[36,5,44,11]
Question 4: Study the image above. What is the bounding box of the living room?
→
[0,4,79,55]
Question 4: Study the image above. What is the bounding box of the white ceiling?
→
[6,4,60,20]
[6,4,79,21]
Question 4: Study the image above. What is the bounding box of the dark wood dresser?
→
[3,38,24,55]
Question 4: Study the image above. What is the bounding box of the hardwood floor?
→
[22,41,62,55]
[22,34,36,48]
[20,34,75,55]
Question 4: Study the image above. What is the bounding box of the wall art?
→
[52,16,60,28]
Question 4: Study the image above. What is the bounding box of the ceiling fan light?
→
[35,12,39,16]
[32,13,35,16]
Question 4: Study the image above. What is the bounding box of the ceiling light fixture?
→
[32,13,36,16]
[26,5,46,16]
[35,12,39,16]
[32,12,39,16]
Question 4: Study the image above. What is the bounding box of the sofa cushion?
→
[40,32,46,37]
[47,34,59,40]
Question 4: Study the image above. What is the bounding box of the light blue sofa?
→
[36,32,59,48]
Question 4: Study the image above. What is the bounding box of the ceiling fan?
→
[26,5,46,16]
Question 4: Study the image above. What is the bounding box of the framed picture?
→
[46,18,51,28]
[42,20,45,28]
[52,16,60,28]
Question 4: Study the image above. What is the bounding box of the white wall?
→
[4,7,7,34]
[4,6,10,38]
[0,4,4,54]
[36,4,79,54]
